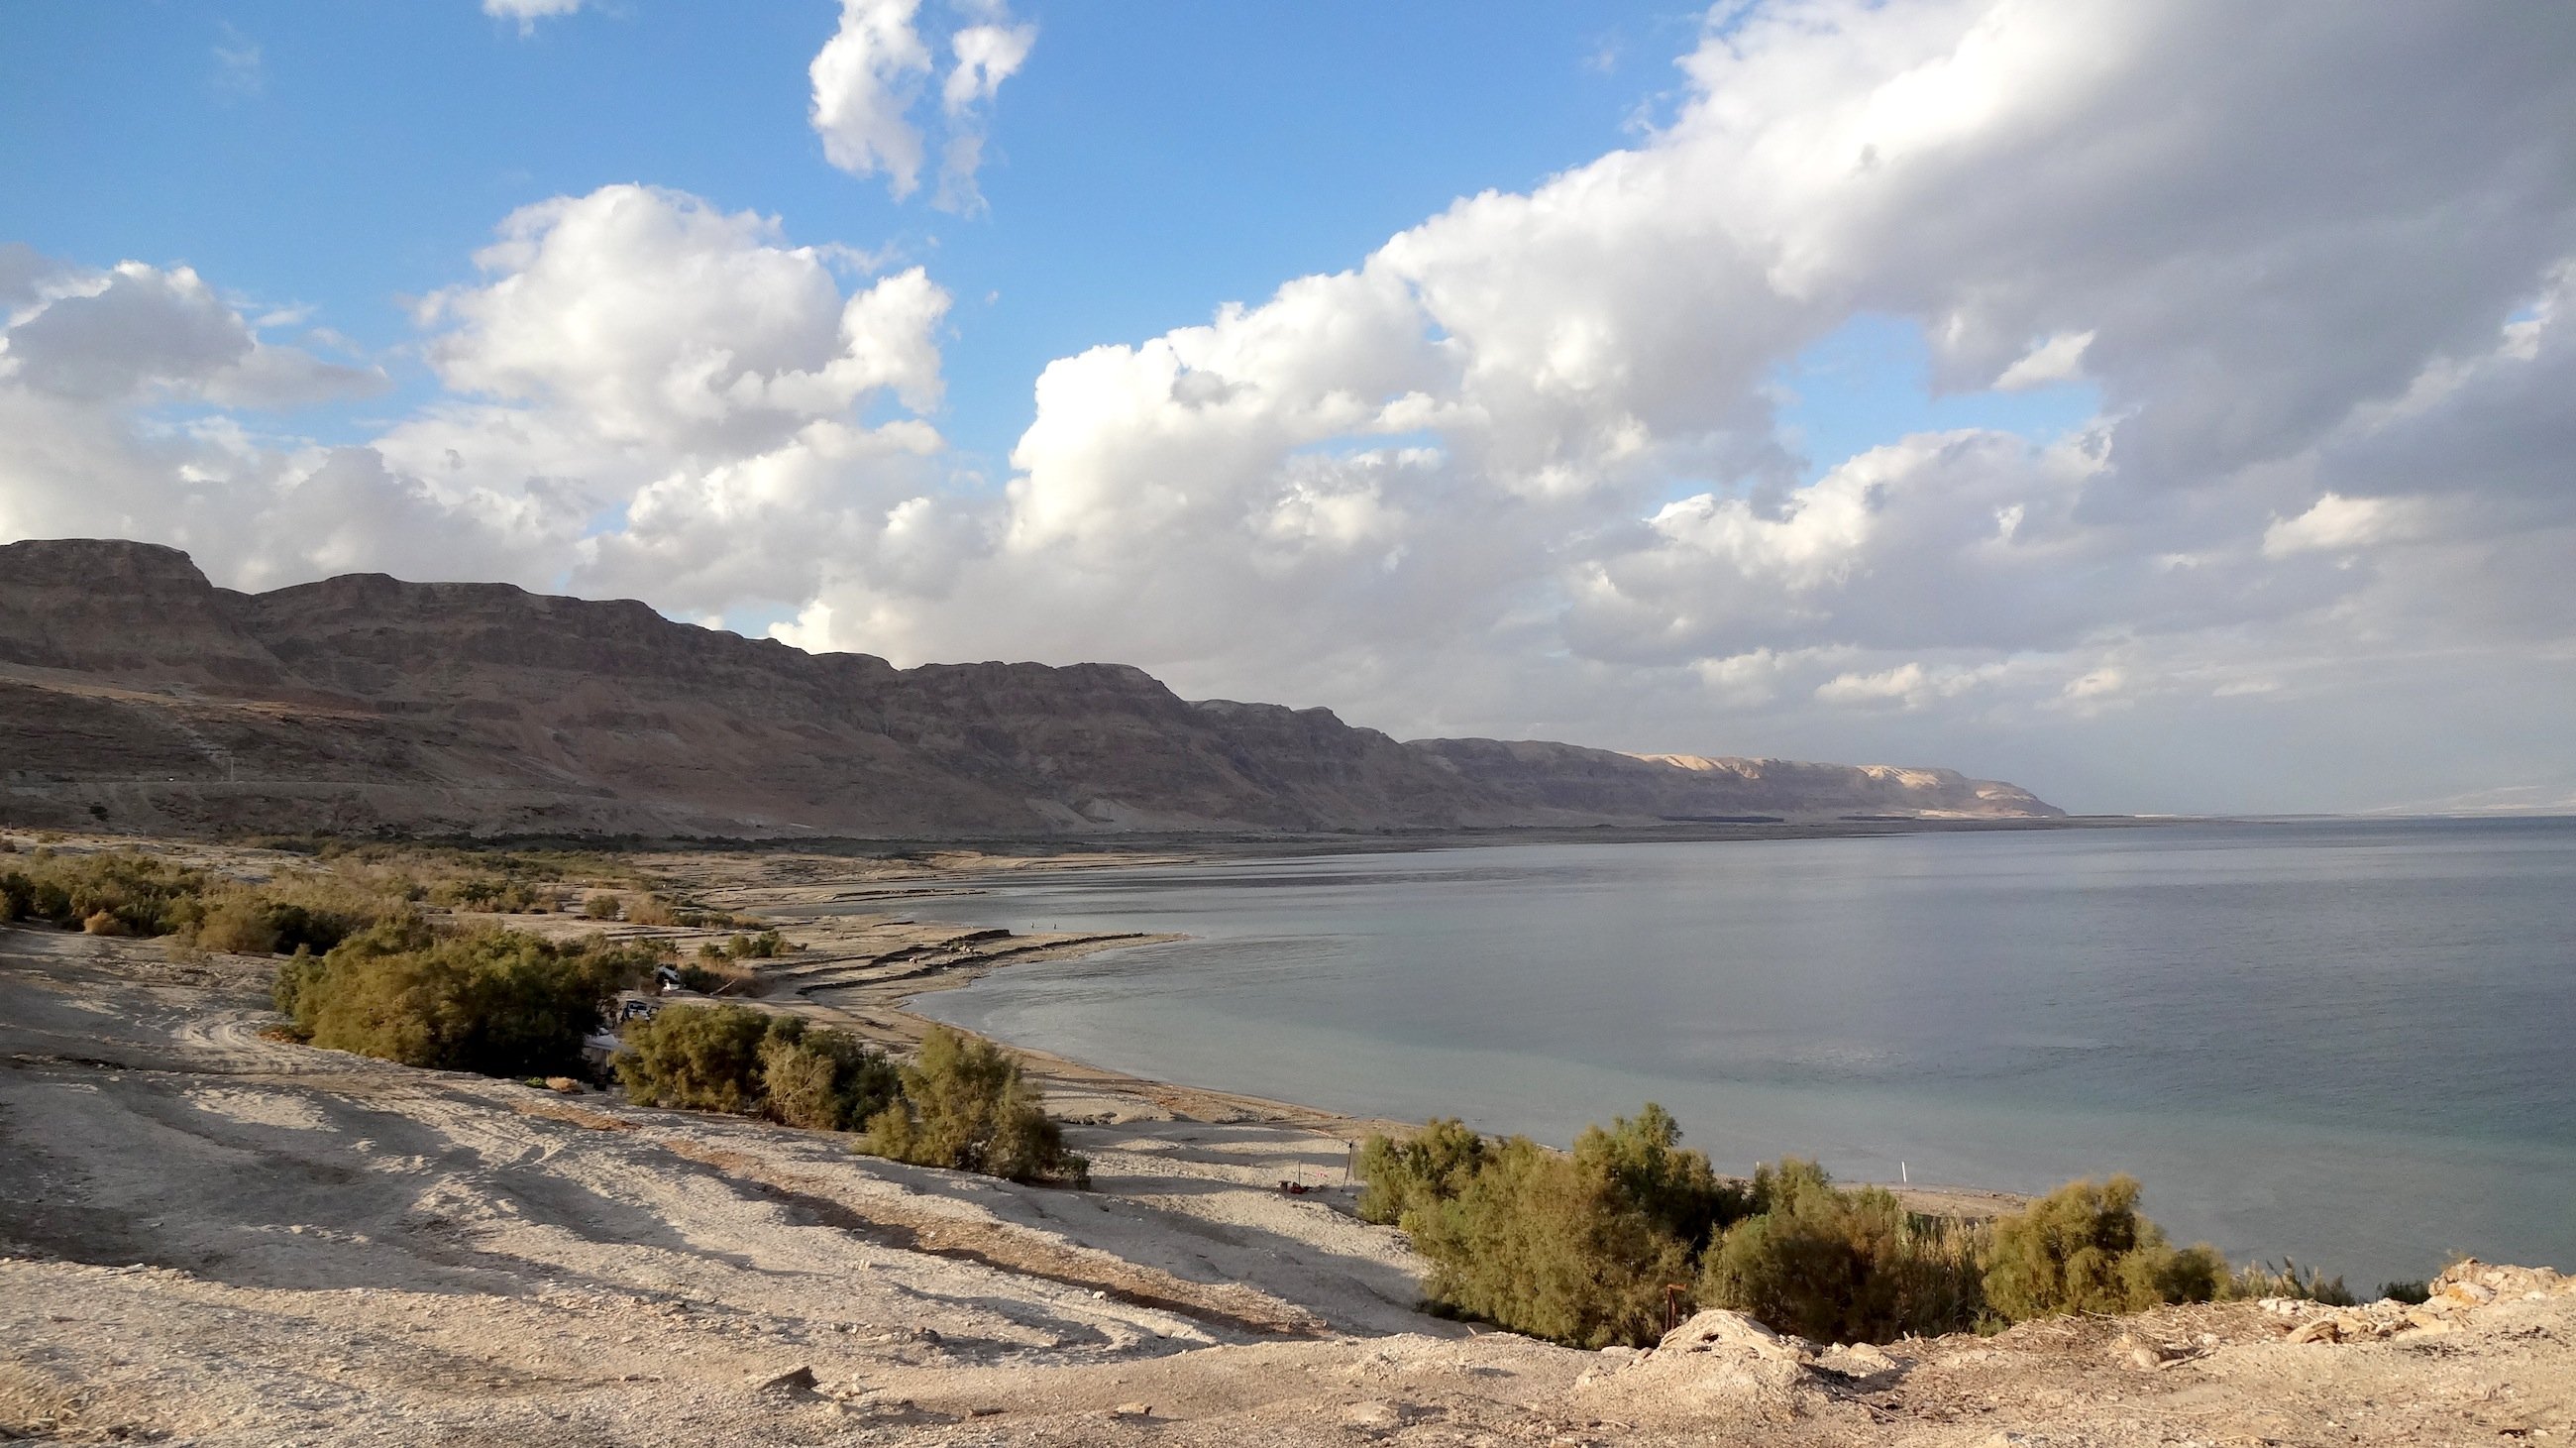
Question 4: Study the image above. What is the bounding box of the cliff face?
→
[0,539,2063,836]
[1407,739,2062,822]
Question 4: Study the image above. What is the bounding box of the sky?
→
[2,2,2572,817]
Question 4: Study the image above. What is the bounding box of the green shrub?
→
[1981,1175,2224,1321]
[1405,1135,1695,1349]
[188,888,375,955]
[2378,1279,2431,1305]
[0,850,210,936]
[1698,1159,1987,1343]
[759,1024,902,1132]
[1570,1103,1746,1252]
[1356,1118,1487,1225]
[583,892,623,921]
[615,1005,901,1132]
[283,922,655,1077]
[1366,1103,1736,1349]
[860,1026,1088,1186]
[616,1003,774,1113]
[0,849,404,952]
[271,944,323,1023]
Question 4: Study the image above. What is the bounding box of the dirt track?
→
[4,920,2572,1446]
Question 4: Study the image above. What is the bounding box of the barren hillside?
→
[0,539,2061,838]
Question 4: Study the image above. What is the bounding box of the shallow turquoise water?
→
[896,819,2576,1286]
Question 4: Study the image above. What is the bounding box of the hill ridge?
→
[0,537,2062,837]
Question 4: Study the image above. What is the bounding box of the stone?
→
[752,1365,817,1393]
[1113,1401,1154,1417]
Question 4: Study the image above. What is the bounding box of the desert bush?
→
[1698,1159,1988,1343]
[1369,1104,1736,1349]
[1356,1117,1488,1225]
[2378,1279,2431,1304]
[625,894,681,927]
[0,850,211,936]
[2224,1258,2358,1306]
[279,921,656,1077]
[0,849,405,953]
[188,887,377,956]
[616,1004,775,1114]
[679,958,752,994]
[860,1026,1088,1186]
[1571,1103,1746,1251]
[433,874,545,913]
[759,1024,902,1131]
[271,945,323,1021]
[725,929,790,959]
[1981,1175,2225,1321]
[583,892,623,921]
[1405,1134,1696,1349]
[614,1006,901,1131]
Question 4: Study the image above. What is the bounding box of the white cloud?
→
[0,186,948,620]
[483,0,582,34]
[0,259,382,408]
[2261,494,2428,559]
[944,20,1033,115]
[1992,329,2093,390]
[211,26,264,99]
[10,2,2576,814]
[810,0,933,196]
[1816,660,2001,711]
[809,0,1034,209]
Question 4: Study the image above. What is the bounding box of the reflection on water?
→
[898,819,2576,1283]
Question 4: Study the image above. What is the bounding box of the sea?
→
[895,818,2576,1287]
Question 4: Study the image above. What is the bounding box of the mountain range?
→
[0,538,2061,838]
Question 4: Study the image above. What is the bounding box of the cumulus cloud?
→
[809,0,1033,209]
[381,184,954,613]
[765,0,2575,811]
[0,187,948,617]
[8,1,2576,813]
[0,257,383,409]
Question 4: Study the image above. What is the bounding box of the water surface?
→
[900,819,2576,1285]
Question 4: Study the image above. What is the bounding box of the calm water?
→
[894,820,2576,1285]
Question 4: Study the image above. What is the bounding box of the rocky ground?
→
[3,849,2570,1446]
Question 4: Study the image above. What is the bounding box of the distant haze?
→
[2,3,2572,814]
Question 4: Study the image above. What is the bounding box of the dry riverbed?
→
[3,842,2570,1445]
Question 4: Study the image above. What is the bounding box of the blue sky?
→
[0,3,2090,477]
[3,2,2571,814]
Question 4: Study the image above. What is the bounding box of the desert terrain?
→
[3,840,2570,1446]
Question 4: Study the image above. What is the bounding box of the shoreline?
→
[719,838,2039,1222]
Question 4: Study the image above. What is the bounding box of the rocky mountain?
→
[0,539,2062,837]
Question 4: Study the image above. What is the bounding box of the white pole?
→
[1900,1161,1908,1184]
